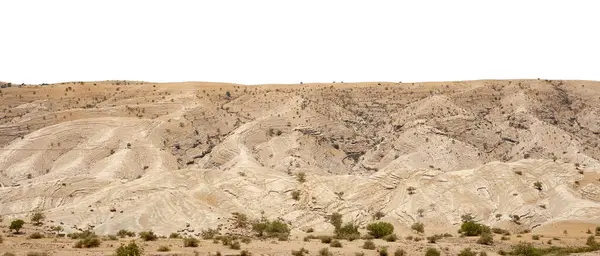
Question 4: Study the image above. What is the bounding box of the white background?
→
[1,0,599,85]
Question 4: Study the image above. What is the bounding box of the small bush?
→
[230,241,241,250]
[355,253,365,256]
[241,237,251,244]
[335,223,360,240]
[320,236,332,243]
[383,233,397,242]
[586,235,597,247]
[116,229,136,238]
[74,236,101,248]
[106,235,118,241]
[532,235,540,240]
[157,245,170,252]
[427,235,439,243]
[501,236,510,240]
[201,228,219,239]
[596,226,600,236]
[3,253,16,256]
[139,231,158,241]
[459,221,490,236]
[477,232,493,245]
[297,172,306,183]
[378,247,388,256]
[458,248,477,256]
[319,248,332,256]
[411,222,425,234]
[330,240,342,247]
[394,248,406,256]
[169,232,181,239]
[0,235,3,244]
[306,228,314,233]
[184,237,199,247]
[363,240,376,250]
[292,190,301,200]
[115,241,143,256]
[491,228,510,235]
[291,248,309,256]
[240,250,251,256]
[425,248,441,256]
[29,232,44,239]
[367,222,394,238]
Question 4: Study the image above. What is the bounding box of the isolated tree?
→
[10,219,25,233]
[31,211,45,226]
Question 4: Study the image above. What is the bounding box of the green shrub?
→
[74,236,101,248]
[586,235,597,247]
[291,248,309,256]
[157,245,170,252]
[378,247,388,256]
[320,236,332,243]
[252,219,290,239]
[9,219,25,233]
[297,172,306,183]
[115,241,143,256]
[459,221,490,236]
[169,232,181,239]
[30,211,45,226]
[292,190,300,200]
[139,231,158,241]
[491,228,510,235]
[394,248,406,256]
[241,237,251,244]
[532,235,540,240]
[425,248,440,256]
[319,248,332,256]
[29,232,44,239]
[328,212,343,230]
[184,237,199,247]
[363,240,376,250]
[411,222,424,234]
[68,230,96,239]
[330,240,342,247]
[230,241,241,250]
[335,223,361,240]
[116,229,136,238]
[201,228,219,239]
[383,233,397,242]
[458,248,477,256]
[367,222,394,238]
[477,232,493,245]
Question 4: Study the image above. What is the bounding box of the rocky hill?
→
[1,79,599,236]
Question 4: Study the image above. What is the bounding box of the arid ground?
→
[1,79,600,255]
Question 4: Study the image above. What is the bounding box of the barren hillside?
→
[1,79,600,237]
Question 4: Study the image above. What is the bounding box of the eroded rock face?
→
[1,79,600,235]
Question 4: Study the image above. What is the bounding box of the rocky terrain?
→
[1,79,600,255]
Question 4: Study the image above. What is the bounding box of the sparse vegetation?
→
[252,218,290,239]
[117,229,136,238]
[139,230,158,241]
[477,232,494,245]
[394,248,406,256]
[183,237,199,247]
[411,222,425,234]
[319,248,332,256]
[458,248,477,256]
[363,240,376,250]
[330,239,342,247]
[169,232,181,239]
[115,241,143,256]
[291,248,309,256]
[425,248,441,256]
[366,222,394,238]
[29,232,44,239]
[157,245,170,252]
[533,181,543,191]
[291,190,301,200]
[201,228,220,239]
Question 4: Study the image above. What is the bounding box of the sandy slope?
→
[1,79,600,239]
